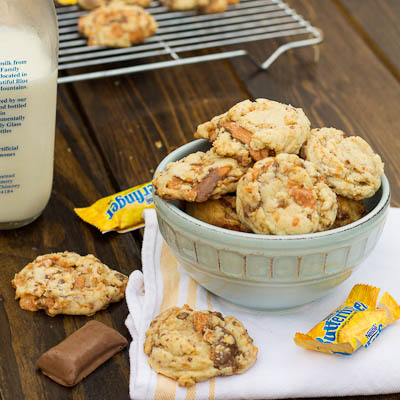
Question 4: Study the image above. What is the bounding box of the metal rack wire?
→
[56,0,322,84]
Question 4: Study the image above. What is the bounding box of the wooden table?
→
[1,0,399,399]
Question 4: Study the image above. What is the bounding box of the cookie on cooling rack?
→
[78,0,151,10]
[78,2,157,47]
[160,0,238,13]
[12,251,128,317]
[144,304,258,387]
[153,149,248,202]
[196,99,311,166]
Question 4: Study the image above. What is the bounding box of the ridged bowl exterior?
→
[154,140,390,311]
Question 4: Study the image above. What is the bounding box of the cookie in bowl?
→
[185,195,251,232]
[332,195,368,228]
[302,127,384,200]
[153,148,248,202]
[144,304,258,387]
[236,153,337,235]
[195,99,311,166]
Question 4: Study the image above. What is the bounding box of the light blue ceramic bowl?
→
[154,139,390,312]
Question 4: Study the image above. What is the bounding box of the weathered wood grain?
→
[0,85,141,400]
[69,56,250,188]
[336,0,400,78]
[228,0,400,207]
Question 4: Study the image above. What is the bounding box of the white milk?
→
[0,26,57,226]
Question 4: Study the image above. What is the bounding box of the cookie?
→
[78,0,151,10]
[185,196,251,232]
[143,304,258,387]
[301,128,384,200]
[195,99,311,166]
[332,196,367,229]
[236,154,337,235]
[153,149,248,202]
[11,251,128,316]
[160,0,238,13]
[78,2,157,47]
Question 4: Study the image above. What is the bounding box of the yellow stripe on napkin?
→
[154,242,216,400]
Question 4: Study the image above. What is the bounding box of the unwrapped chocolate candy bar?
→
[36,320,128,386]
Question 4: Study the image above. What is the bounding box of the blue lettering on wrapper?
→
[105,183,153,220]
[316,302,369,344]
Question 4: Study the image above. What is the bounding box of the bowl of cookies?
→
[153,99,390,312]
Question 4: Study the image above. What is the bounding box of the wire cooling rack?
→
[56,0,322,84]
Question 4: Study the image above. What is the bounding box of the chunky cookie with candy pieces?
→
[236,153,337,235]
[78,2,157,47]
[144,305,258,387]
[185,195,251,232]
[196,99,311,166]
[160,0,239,13]
[78,0,151,10]
[12,251,128,316]
[302,127,384,200]
[153,149,248,202]
[332,195,367,229]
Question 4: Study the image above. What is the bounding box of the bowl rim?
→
[154,139,390,242]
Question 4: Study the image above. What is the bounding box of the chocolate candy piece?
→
[36,320,128,386]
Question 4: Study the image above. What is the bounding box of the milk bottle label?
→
[0,26,57,222]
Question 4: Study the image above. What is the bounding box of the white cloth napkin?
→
[125,208,400,400]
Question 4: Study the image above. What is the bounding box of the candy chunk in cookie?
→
[153,149,248,202]
[11,251,128,316]
[236,154,337,235]
[196,99,311,166]
[302,128,384,200]
[78,3,157,47]
[185,196,251,232]
[144,305,258,387]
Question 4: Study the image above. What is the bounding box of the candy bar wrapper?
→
[294,284,400,355]
[74,182,154,233]
[57,0,78,4]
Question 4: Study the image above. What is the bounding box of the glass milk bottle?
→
[0,0,58,229]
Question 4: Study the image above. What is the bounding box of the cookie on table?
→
[160,0,238,13]
[144,304,258,387]
[78,0,151,10]
[185,196,251,232]
[11,251,128,317]
[78,2,157,47]
[195,99,311,166]
[153,149,248,202]
[301,128,384,200]
[236,154,337,235]
[332,195,367,229]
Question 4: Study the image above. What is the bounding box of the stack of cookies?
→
[153,98,384,235]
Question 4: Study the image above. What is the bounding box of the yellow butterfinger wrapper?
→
[74,182,154,233]
[57,0,78,4]
[294,284,400,355]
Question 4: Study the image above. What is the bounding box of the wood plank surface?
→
[336,0,400,78]
[228,0,400,206]
[0,85,141,400]
[69,58,250,189]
